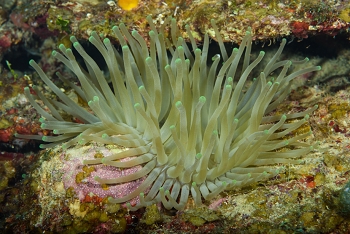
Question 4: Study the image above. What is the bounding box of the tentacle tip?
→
[148,30,155,36]
[58,44,66,50]
[212,54,220,61]
[134,103,141,109]
[69,35,76,41]
[175,101,183,108]
[103,38,110,44]
[73,41,80,47]
[196,153,202,160]
[175,58,182,65]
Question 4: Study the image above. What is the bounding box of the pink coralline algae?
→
[0,33,12,50]
[60,144,144,207]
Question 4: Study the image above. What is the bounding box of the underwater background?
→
[1,0,350,233]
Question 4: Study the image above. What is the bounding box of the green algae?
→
[75,165,95,184]
[61,213,73,226]
[105,203,121,214]
[329,103,350,119]
[0,161,15,191]
[189,216,206,226]
[182,207,220,226]
[339,8,350,22]
[66,187,75,198]
[47,7,73,33]
[0,177,9,191]
[83,210,101,222]
[0,118,13,129]
[141,204,162,225]
[99,211,109,222]
[110,217,127,233]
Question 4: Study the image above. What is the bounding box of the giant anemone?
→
[17,16,320,210]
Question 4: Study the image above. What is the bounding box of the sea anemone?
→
[17,16,320,210]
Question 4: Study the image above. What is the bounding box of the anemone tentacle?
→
[17,16,320,210]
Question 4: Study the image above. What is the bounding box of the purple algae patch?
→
[61,144,145,205]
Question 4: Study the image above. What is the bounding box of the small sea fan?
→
[17,16,320,210]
